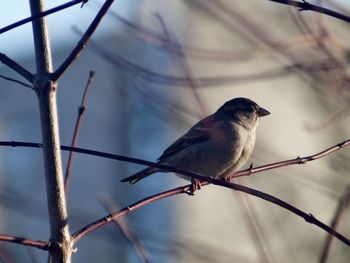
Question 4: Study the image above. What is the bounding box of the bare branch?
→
[269,0,350,24]
[229,139,350,179]
[72,178,350,247]
[51,0,114,81]
[0,53,34,83]
[1,139,349,246]
[30,0,71,261]
[319,184,350,263]
[0,234,48,251]
[0,139,349,181]
[0,74,32,88]
[64,70,96,194]
[0,0,88,35]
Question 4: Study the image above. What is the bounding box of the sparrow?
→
[121,98,270,189]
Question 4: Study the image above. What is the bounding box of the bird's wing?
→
[158,115,214,161]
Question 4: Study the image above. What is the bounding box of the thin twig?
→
[99,195,150,263]
[229,139,350,179]
[51,0,114,81]
[0,74,32,88]
[72,178,350,247]
[0,0,88,34]
[1,139,350,246]
[319,184,350,263]
[72,185,186,243]
[0,235,48,250]
[64,70,96,194]
[269,0,350,24]
[0,53,34,83]
[0,139,349,181]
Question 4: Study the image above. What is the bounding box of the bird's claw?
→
[184,178,202,195]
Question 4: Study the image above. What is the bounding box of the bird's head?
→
[216,97,270,128]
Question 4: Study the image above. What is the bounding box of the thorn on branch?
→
[78,106,86,115]
[305,213,315,223]
[249,163,254,175]
[81,0,89,8]
[338,141,347,148]
[296,156,305,164]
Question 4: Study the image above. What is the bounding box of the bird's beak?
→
[257,107,270,117]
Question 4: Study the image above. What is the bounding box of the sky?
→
[0,0,131,60]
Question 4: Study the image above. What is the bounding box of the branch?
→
[30,0,71,261]
[72,178,350,247]
[269,0,350,24]
[0,74,32,88]
[319,184,350,263]
[0,139,349,181]
[87,38,348,87]
[51,0,114,81]
[0,139,349,245]
[0,234,48,251]
[64,70,96,194]
[229,139,350,179]
[155,14,209,116]
[0,0,88,35]
[0,53,34,83]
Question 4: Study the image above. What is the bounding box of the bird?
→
[121,98,270,190]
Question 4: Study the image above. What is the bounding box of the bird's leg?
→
[184,178,201,195]
[190,178,201,193]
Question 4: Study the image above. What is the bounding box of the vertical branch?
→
[64,70,96,194]
[319,184,350,263]
[29,0,71,262]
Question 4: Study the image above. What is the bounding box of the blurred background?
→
[0,0,350,262]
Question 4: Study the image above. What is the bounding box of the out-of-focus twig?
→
[319,184,350,263]
[88,38,348,87]
[26,245,40,263]
[99,195,150,263]
[0,245,17,263]
[154,14,209,116]
[269,0,350,24]
[64,70,96,194]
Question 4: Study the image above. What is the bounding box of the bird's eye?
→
[246,105,256,113]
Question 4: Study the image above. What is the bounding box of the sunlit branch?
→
[0,0,88,34]
[52,0,114,81]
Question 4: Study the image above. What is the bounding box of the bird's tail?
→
[120,167,159,184]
